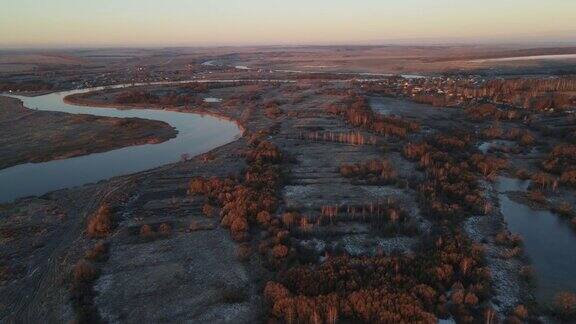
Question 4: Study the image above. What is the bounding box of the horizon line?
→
[3,40,576,52]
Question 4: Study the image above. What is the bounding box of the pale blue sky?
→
[1,0,575,47]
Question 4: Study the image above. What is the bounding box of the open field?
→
[202,45,576,75]
[2,45,576,81]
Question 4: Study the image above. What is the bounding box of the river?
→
[0,85,242,203]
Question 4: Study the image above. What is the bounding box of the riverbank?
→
[64,89,248,136]
[0,95,177,170]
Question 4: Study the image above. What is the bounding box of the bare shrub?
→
[256,211,272,226]
[86,204,113,238]
[202,203,215,217]
[139,224,155,239]
[555,291,576,319]
[495,230,522,247]
[271,244,289,258]
[159,223,172,236]
[189,177,207,195]
[512,304,528,319]
[73,260,97,283]
[264,281,291,302]
[553,201,573,217]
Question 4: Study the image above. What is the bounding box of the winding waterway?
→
[0,85,242,203]
[0,76,381,203]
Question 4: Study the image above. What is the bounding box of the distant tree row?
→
[115,90,203,107]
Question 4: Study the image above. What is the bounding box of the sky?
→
[1,0,576,48]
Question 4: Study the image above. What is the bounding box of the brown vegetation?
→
[552,201,574,218]
[554,291,576,320]
[139,224,155,239]
[73,260,98,283]
[340,159,397,185]
[543,144,576,187]
[403,132,497,219]
[494,231,523,248]
[202,203,215,217]
[326,94,419,138]
[264,101,284,119]
[116,89,203,107]
[481,123,535,146]
[266,230,491,323]
[86,204,113,238]
[69,259,101,323]
[158,223,172,236]
[315,201,416,235]
[189,139,283,242]
[430,77,572,111]
[470,154,508,180]
[467,104,520,121]
[298,131,377,145]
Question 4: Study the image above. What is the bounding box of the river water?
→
[497,177,576,305]
[0,86,242,203]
